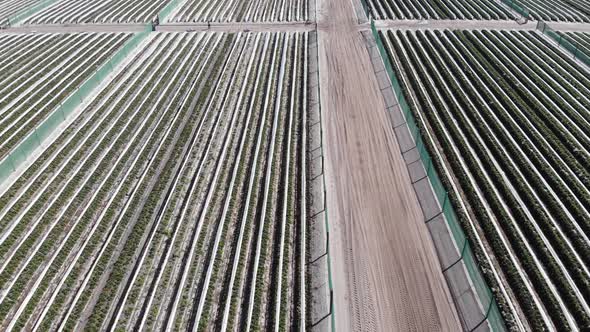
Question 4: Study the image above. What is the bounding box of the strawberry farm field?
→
[381,28,590,331]
[366,0,516,21]
[2,0,590,329]
[168,0,310,23]
[0,32,129,164]
[0,31,311,331]
[16,0,312,25]
[514,0,589,22]
[0,0,41,25]
[366,0,589,21]
[21,0,172,24]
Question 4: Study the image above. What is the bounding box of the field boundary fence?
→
[370,20,505,332]
[306,31,334,332]
[536,21,590,67]
[321,115,335,332]
[5,0,59,27]
[315,36,336,332]
[157,0,186,23]
[0,30,151,185]
[498,0,529,20]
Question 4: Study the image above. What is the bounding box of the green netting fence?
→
[536,21,590,67]
[306,32,334,332]
[158,0,185,23]
[324,153,336,332]
[6,0,59,26]
[316,46,336,332]
[498,0,530,20]
[0,30,150,185]
[370,20,505,332]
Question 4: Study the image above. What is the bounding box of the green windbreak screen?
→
[8,0,58,26]
[537,21,590,67]
[498,0,529,19]
[0,31,150,185]
[159,0,184,22]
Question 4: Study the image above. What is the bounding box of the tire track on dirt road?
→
[315,0,463,330]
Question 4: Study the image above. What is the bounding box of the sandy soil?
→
[315,0,462,330]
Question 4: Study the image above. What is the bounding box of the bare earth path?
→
[315,0,462,330]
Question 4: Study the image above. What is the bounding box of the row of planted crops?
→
[167,0,310,23]
[2,0,588,25]
[21,0,171,24]
[7,0,309,24]
[365,0,516,21]
[365,0,589,21]
[380,28,590,331]
[512,0,590,22]
[0,0,41,25]
[0,30,310,331]
[0,32,129,163]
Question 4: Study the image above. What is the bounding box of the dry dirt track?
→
[316,0,462,330]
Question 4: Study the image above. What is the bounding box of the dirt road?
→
[315,0,462,330]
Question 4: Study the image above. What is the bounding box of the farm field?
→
[21,0,171,24]
[515,0,590,22]
[0,0,40,25]
[0,32,129,164]
[381,28,590,331]
[0,31,309,331]
[365,0,516,20]
[167,0,309,23]
[5,0,590,327]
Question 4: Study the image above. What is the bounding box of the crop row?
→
[0,0,41,25]
[0,32,130,162]
[365,0,515,20]
[168,0,309,22]
[0,31,181,329]
[515,0,589,22]
[22,0,170,24]
[0,31,310,331]
[381,28,590,331]
[97,31,307,332]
